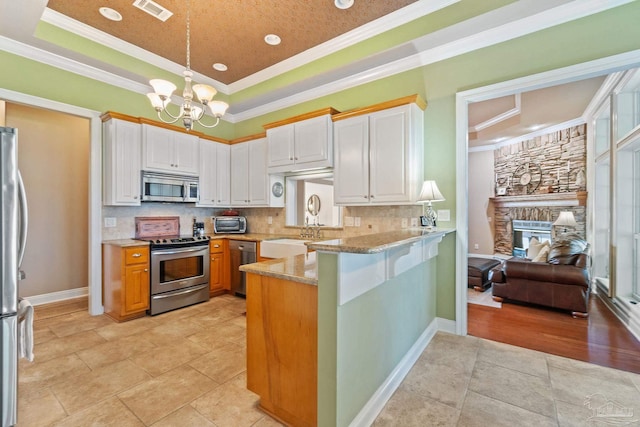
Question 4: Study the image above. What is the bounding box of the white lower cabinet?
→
[197,140,230,207]
[230,138,268,206]
[334,103,424,205]
[103,118,141,206]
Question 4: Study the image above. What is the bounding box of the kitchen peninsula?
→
[241,228,451,427]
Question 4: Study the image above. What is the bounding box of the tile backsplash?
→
[102,204,439,241]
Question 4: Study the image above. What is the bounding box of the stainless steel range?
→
[135,217,210,315]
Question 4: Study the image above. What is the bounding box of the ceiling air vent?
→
[132,0,173,22]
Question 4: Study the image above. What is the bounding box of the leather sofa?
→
[489,234,591,318]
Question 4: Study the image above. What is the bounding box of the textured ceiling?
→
[46,0,418,84]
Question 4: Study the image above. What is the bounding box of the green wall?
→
[317,251,437,426]
[2,2,640,321]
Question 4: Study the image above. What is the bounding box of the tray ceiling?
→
[46,0,418,85]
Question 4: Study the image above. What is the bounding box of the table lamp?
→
[417,180,445,229]
[553,211,577,233]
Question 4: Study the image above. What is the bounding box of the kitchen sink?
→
[260,238,309,259]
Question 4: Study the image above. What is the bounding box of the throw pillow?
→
[548,233,587,264]
[532,245,550,262]
[527,238,549,260]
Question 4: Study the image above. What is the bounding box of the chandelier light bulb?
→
[146,0,228,130]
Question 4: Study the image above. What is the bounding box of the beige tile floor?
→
[19,295,640,426]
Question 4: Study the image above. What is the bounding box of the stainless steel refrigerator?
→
[1,127,28,427]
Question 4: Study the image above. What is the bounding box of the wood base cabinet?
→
[246,273,317,427]
[210,239,229,295]
[103,244,150,322]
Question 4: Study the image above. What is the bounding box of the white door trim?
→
[455,48,640,336]
[0,89,103,315]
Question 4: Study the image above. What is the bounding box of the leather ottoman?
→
[468,257,502,292]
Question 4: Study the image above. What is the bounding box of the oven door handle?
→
[152,247,207,256]
[152,284,208,299]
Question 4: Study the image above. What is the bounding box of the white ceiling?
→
[468,76,607,148]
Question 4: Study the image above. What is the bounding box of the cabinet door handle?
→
[294,157,298,160]
[132,253,142,258]
[134,196,138,200]
[144,268,148,272]
[364,195,368,199]
[214,244,220,248]
[370,195,375,198]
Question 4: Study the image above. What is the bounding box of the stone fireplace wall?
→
[494,125,587,195]
[494,206,586,255]
[493,124,587,255]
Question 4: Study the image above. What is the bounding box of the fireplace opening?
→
[512,220,553,257]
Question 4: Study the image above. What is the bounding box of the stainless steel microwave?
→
[212,216,247,234]
[141,172,199,203]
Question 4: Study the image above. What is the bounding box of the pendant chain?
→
[185,0,191,71]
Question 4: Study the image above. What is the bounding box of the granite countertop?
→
[240,251,317,285]
[307,228,454,254]
[102,239,151,247]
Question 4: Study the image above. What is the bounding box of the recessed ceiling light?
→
[213,63,228,72]
[99,7,122,21]
[335,0,354,9]
[264,34,281,46]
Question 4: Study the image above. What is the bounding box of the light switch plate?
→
[354,217,361,227]
[437,209,450,222]
[410,218,418,227]
[344,216,354,227]
[104,217,116,228]
[401,218,408,228]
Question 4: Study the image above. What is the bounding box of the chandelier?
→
[146,0,228,131]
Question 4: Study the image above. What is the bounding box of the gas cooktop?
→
[140,235,210,249]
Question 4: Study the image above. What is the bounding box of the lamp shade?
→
[149,79,177,99]
[192,84,217,103]
[208,100,229,117]
[417,180,445,203]
[553,211,577,227]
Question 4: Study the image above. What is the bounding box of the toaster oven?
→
[212,216,247,234]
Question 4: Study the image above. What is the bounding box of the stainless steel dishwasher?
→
[228,240,256,297]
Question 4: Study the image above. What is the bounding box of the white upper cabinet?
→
[334,101,424,205]
[142,124,199,175]
[266,113,334,173]
[103,118,142,206]
[230,138,268,206]
[197,140,230,207]
[333,116,370,204]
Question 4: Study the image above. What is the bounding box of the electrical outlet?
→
[354,217,361,227]
[474,243,479,250]
[344,216,354,227]
[104,217,116,228]
[267,216,273,225]
[410,218,418,227]
[401,218,408,228]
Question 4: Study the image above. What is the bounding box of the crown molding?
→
[40,8,230,95]
[469,117,586,153]
[469,94,521,133]
[0,35,237,124]
[227,0,460,93]
[0,35,147,94]
[7,0,635,122]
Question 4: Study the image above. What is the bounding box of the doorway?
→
[1,89,103,315]
[455,50,640,337]
[6,103,90,301]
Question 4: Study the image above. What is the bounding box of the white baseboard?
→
[349,317,453,426]
[437,317,457,334]
[24,287,88,306]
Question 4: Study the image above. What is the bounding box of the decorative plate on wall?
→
[512,163,542,194]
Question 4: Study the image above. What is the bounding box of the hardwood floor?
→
[468,291,640,374]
